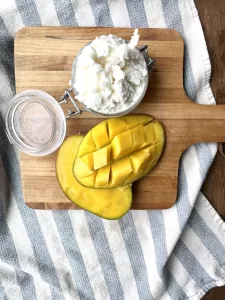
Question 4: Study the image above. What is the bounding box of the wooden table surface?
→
[195,0,225,299]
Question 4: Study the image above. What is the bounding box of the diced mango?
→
[140,141,164,178]
[74,115,165,188]
[73,157,94,178]
[131,125,146,151]
[130,150,150,173]
[144,122,155,145]
[80,171,97,187]
[154,121,165,143]
[124,115,153,129]
[107,118,128,140]
[107,115,153,140]
[92,120,110,148]
[123,170,144,185]
[155,139,165,153]
[142,144,156,155]
[144,121,165,145]
[93,145,111,170]
[95,165,110,188]
[111,129,133,160]
[110,157,133,186]
[77,131,96,157]
[80,152,94,170]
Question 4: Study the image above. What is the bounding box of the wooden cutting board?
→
[15,27,225,210]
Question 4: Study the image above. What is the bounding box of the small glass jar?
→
[5,90,66,156]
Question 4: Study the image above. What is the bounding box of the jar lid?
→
[5,90,66,156]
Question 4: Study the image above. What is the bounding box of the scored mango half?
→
[73,115,165,188]
[56,135,132,220]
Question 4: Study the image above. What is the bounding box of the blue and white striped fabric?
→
[0,0,225,299]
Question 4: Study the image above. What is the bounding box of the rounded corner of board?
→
[168,29,184,42]
[164,201,176,210]
[25,202,45,210]
[15,27,29,41]
[24,201,35,210]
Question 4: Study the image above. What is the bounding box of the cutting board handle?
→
[184,103,225,144]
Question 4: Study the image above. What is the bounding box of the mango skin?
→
[56,135,132,220]
[73,115,165,189]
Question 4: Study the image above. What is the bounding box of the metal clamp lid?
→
[139,45,155,73]
[58,88,84,119]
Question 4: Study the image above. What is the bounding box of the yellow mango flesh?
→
[78,131,96,157]
[131,125,146,151]
[80,152,94,170]
[92,121,110,149]
[107,115,151,140]
[93,144,111,170]
[74,115,165,188]
[111,129,133,160]
[95,165,111,188]
[130,150,150,173]
[56,135,132,220]
[111,157,133,186]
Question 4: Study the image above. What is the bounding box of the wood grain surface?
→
[195,0,225,299]
[15,27,225,212]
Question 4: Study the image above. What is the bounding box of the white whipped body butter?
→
[73,29,148,115]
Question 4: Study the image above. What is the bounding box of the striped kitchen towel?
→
[0,0,225,299]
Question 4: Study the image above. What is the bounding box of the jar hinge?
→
[139,45,155,73]
[59,88,83,119]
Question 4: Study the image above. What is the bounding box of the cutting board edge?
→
[15,26,184,42]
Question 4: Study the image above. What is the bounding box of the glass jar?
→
[71,43,154,118]
[5,90,66,156]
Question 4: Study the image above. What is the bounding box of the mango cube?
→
[154,122,165,143]
[74,157,94,178]
[110,157,133,186]
[125,115,153,129]
[144,122,155,145]
[131,125,146,151]
[78,131,96,157]
[80,171,97,188]
[130,150,150,173]
[111,129,133,160]
[92,120,110,149]
[95,165,110,188]
[93,145,111,170]
[80,152,94,170]
[107,118,128,140]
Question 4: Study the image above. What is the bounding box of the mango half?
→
[73,115,165,188]
[56,135,132,220]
